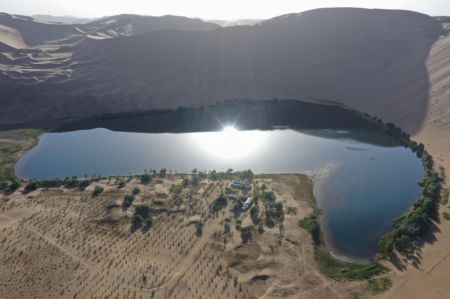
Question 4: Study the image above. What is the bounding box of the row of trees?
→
[376,122,442,255]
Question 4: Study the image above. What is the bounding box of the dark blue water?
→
[15,127,423,262]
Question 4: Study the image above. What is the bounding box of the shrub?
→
[92,186,104,197]
[210,194,228,213]
[24,180,39,192]
[240,225,255,243]
[118,180,126,189]
[250,206,259,224]
[172,195,183,206]
[169,184,182,194]
[122,194,135,208]
[195,221,203,236]
[224,222,231,234]
[132,187,141,195]
[9,178,21,190]
[140,173,152,184]
[299,214,320,244]
[134,205,150,219]
[131,215,144,228]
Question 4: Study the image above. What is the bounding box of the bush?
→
[224,222,231,234]
[24,180,39,192]
[169,184,182,194]
[250,206,259,224]
[195,221,204,236]
[240,225,255,243]
[118,180,126,189]
[132,187,141,195]
[9,178,21,190]
[172,195,183,206]
[210,194,228,213]
[140,173,152,184]
[299,214,320,244]
[122,194,135,208]
[92,186,104,197]
[131,215,144,228]
[134,205,150,219]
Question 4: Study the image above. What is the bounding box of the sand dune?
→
[381,20,450,299]
[0,24,26,49]
[0,8,443,132]
[82,14,219,38]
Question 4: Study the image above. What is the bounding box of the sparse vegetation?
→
[368,277,393,295]
[0,171,384,298]
[0,129,43,181]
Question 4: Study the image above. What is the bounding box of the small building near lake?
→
[231,180,251,191]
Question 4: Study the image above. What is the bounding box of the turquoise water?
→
[15,127,423,262]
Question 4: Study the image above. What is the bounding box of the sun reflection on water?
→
[193,126,267,159]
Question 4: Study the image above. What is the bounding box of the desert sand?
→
[379,24,450,299]
[0,174,381,298]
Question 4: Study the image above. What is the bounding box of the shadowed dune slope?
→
[0,8,443,133]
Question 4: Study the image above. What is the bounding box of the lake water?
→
[15,125,423,263]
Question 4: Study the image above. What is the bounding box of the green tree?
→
[134,205,150,219]
[132,187,141,195]
[92,186,104,197]
[122,194,135,208]
[140,173,152,184]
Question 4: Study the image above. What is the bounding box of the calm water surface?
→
[15,127,423,262]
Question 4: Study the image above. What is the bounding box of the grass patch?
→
[0,129,43,139]
[314,245,387,281]
[368,277,393,295]
[443,211,450,221]
[0,141,22,181]
[0,129,44,181]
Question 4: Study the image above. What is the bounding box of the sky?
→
[2,0,450,20]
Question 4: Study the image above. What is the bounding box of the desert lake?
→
[15,122,423,263]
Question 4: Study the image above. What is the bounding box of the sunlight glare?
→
[194,126,267,159]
